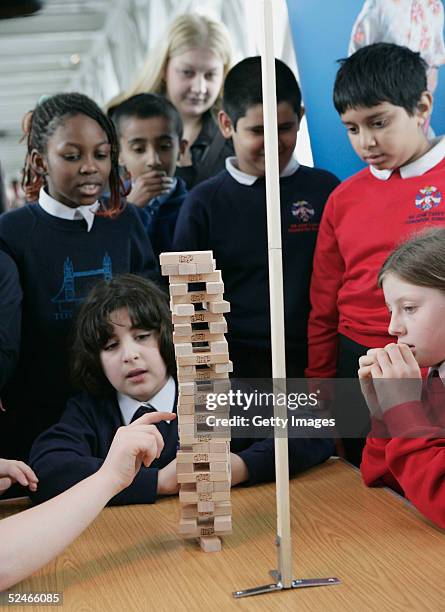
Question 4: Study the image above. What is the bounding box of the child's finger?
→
[15,461,38,484]
[0,476,13,493]
[359,354,377,368]
[132,411,176,426]
[383,343,406,366]
[398,343,419,366]
[358,365,373,378]
[370,362,384,378]
[6,463,30,487]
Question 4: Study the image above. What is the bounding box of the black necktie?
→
[130,404,170,442]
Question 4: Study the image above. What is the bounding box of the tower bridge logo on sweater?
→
[415,186,442,211]
[291,200,315,222]
[51,253,112,321]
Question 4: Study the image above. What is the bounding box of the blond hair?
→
[107,13,232,110]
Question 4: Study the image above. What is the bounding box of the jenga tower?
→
[160,250,233,553]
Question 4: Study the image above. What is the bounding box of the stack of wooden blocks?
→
[160,250,233,553]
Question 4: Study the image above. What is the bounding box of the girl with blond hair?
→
[109,13,234,189]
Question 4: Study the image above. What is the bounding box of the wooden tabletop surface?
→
[1,458,443,611]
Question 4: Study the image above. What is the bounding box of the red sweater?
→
[306,157,445,377]
[361,383,445,529]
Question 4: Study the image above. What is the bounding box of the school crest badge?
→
[415,186,442,211]
[291,200,314,223]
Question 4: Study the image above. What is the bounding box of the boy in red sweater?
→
[307,43,445,464]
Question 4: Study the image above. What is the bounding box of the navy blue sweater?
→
[0,203,159,459]
[134,177,188,258]
[0,251,21,391]
[173,167,339,362]
[29,389,334,504]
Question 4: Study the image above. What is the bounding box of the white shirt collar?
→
[429,362,445,381]
[118,376,176,426]
[38,187,99,232]
[225,156,300,185]
[370,136,445,181]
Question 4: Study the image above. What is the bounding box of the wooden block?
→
[200,536,222,553]
[178,518,198,535]
[173,324,192,336]
[176,352,229,367]
[208,321,227,334]
[178,370,229,383]
[178,469,230,484]
[177,451,228,464]
[178,403,195,415]
[178,382,195,395]
[206,281,224,294]
[206,300,230,314]
[178,423,196,435]
[179,489,231,503]
[196,481,213,493]
[210,380,232,393]
[160,264,179,276]
[195,262,215,273]
[160,251,213,265]
[214,361,233,374]
[214,515,232,533]
[174,343,193,356]
[209,340,228,353]
[171,303,195,316]
[169,271,222,284]
[171,292,223,305]
[178,263,197,274]
[177,365,196,376]
[176,463,194,474]
[174,331,225,344]
[172,311,225,324]
[169,283,188,296]
[197,500,215,513]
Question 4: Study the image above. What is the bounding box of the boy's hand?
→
[230,453,248,486]
[128,170,174,207]
[157,458,179,496]
[99,412,175,494]
[0,459,38,493]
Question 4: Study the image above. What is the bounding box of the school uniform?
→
[29,376,334,504]
[173,157,339,378]
[361,363,445,528]
[0,189,159,460]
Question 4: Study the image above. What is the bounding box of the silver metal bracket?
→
[233,570,340,599]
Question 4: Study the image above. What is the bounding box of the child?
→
[173,56,339,378]
[358,228,445,529]
[108,14,234,189]
[0,411,171,591]
[306,43,445,463]
[109,93,188,257]
[0,92,159,462]
[0,251,21,391]
[29,274,334,504]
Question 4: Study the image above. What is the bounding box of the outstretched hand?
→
[99,411,176,495]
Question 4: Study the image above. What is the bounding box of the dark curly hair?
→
[71,274,175,396]
[21,92,125,217]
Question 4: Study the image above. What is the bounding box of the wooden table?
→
[1,458,443,611]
